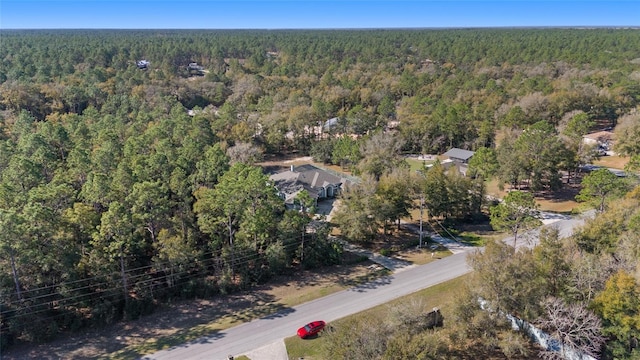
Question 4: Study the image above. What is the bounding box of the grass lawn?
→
[395,242,452,265]
[452,220,507,245]
[284,275,470,360]
[456,231,492,246]
[405,201,502,248]
[405,157,437,172]
[356,224,454,266]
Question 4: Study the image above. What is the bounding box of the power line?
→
[434,217,459,241]
[3,231,313,299]
[1,231,327,321]
[1,239,311,325]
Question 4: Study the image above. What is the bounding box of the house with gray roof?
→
[442,148,475,177]
[443,148,475,164]
[270,164,352,208]
[323,117,340,132]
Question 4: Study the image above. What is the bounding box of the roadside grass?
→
[405,203,501,249]
[285,335,325,359]
[594,155,629,169]
[367,223,454,265]
[456,231,487,246]
[283,275,470,360]
[283,267,391,307]
[447,220,507,246]
[395,242,452,265]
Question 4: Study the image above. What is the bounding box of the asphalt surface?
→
[143,212,591,360]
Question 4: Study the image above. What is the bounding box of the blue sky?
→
[1,1,638,29]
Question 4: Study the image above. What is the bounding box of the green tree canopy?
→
[467,146,499,180]
[593,271,640,359]
[576,168,626,213]
[489,191,540,248]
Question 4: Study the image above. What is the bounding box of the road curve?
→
[144,214,590,360]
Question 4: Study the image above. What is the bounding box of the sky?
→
[1,1,639,30]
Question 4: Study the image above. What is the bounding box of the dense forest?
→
[1,28,640,358]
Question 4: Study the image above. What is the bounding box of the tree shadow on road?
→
[339,267,391,289]
[347,275,394,293]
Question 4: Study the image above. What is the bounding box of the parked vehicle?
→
[297,320,326,339]
[580,164,602,172]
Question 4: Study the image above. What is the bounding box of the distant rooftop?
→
[583,130,615,142]
[137,60,149,69]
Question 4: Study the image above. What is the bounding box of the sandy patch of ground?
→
[283,156,313,163]
[594,155,629,170]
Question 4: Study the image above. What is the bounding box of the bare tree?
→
[515,92,550,123]
[357,131,405,181]
[537,297,605,360]
[226,142,263,165]
[565,243,624,302]
[614,110,640,156]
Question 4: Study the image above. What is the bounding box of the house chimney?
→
[290,165,295,172]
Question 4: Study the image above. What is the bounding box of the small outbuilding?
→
[441,148,475,177]
[187,62,205,75]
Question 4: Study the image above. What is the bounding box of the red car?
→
[297,320,326,339]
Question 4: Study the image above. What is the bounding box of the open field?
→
[368,225,453,264]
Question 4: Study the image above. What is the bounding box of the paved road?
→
[510,210,593,250]
[143,212,591,360]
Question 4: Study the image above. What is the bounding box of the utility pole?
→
[419,194,424,248]
[416,169,427,249]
